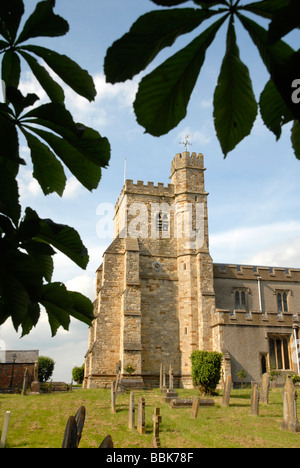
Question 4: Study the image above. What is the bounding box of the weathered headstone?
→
[151,408,162,448]
[0,411,11,448]
[160,363,163,391]
[99,435,114,448]
[162,366,166,390]
[74,406,86,447]
[169,365,174,390]
[280,377,300,433]
[162,365,178,402]
[62,416,78,448]
[22,368,29,396]
[170,398,215,408]
[250,382,260,416]
[29,380,41,395]
[111,381,116,414]
[260,373,270,404]
[191,397,200,419]
[222,375,232,407]
[137,397,146,434]
[128,391,135,429]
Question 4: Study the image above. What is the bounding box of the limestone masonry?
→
[83,152,300,389]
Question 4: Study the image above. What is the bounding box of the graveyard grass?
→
[1,388,300,448]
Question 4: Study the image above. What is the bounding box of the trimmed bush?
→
[190,351,223,395]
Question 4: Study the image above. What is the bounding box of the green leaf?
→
[0,244,43,331]
[20,303,40,337]
[22,103,111,167]
[24,208,89,269]
[134,15,227,136]
[41,283,93,336]
[40,282,71,336]
[0,160,21,225]
[151,0,190,5]
[213,18,258,157]
[0,0,24,43]
[16,0,69,44]
[242,0,290,20]
[238,13,300,122]
[268,0,300,44]
[105,8,217,84]
[67,291,94,327]
[259,79,293,139]
[22,129,66,196]
[0,108,22,163]
[26,126,102,191]
[6,86,39,116]
[19,50,65,103]
[1,50,21,88]
[194,1,228,6]
[23,45,96,101]
[291,120,300,159]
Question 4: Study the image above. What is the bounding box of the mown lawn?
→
[0,387,300,448]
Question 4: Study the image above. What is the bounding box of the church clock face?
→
[152,261,162,272]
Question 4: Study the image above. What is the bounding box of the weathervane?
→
[180,134,192,151]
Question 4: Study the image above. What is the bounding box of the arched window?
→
[276,291,289,315]
[234,289,247,310]
[156,212,169,232]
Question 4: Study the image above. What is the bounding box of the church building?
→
[83,152,300,389]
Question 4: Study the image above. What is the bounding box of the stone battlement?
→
[124,179,174,196]
[171,152,205,175]
[214,263,300,282]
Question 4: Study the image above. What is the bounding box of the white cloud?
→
[64,72,139,127]
[176,125,213,149]
[210,221,300,268]
[66,274,95,301]
[19,71,47,106]
[62,177,83,199]
[18,168,43,199]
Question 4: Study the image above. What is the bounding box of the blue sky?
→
[1,0,299,381]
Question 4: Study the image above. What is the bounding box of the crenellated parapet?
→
[171,151,205,175]
[214,263,300,283]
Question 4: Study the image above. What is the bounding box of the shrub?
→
[38,356,55,383]
[124,363,135,375]
[190,351,223,395]
[72,364,85,384]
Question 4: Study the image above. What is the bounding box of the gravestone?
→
[99,435,114,448]
[151,408,162,448]
[280,377,300,433]
[260,373,270,404]
[160,365,167,393]
[0,411,11,449]
[162,365,178,402]
[163,366,167,389]
[74,406,86,447]
[128,391,135,429]
[22,368,29,396]
[222,375,232,407]
[169,365,174,390]
[29,380,41,395]
[191,397,200,419]
[111,381,116,414]
[62,416,78,448]
[137,397,146,434]
[170,398,215,408]
[251,382,260,416]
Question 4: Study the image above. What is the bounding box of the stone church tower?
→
[83,152,216,389]
[83,151,300,389]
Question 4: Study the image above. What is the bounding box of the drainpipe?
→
[257,276,262,313]
[293,326,300,375]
